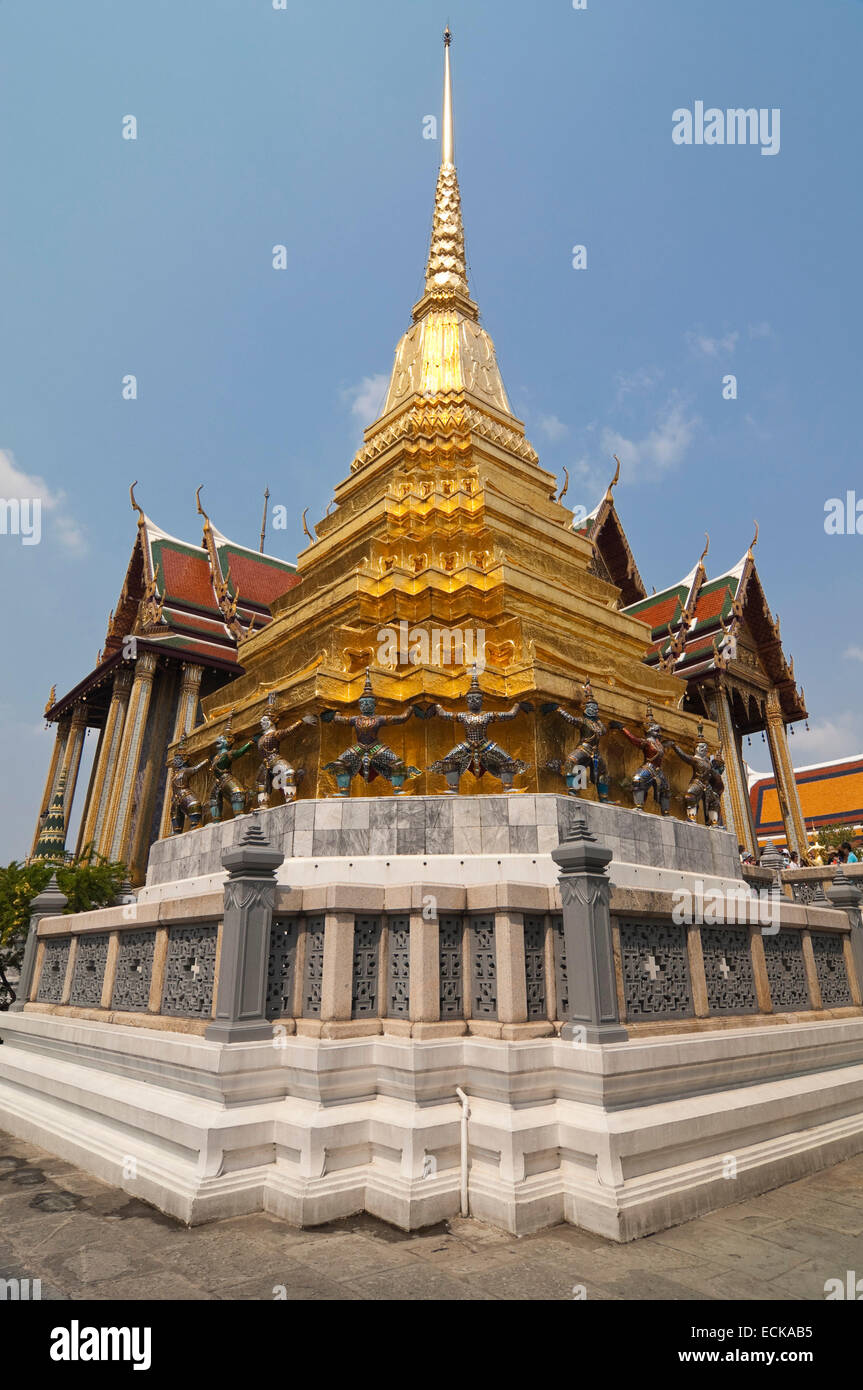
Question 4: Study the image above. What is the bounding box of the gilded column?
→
[59,702,89,835]
[81,667,134,855]
[102,651,158,865]
[706,684,758,857]
[764,688,809,860]
[157,663,204,840]
[29,719,70,858]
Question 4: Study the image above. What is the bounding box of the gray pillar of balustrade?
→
[205,814,284,1043]
[551,813,627,1044]
[9,874,68,1011]
[826,866,863,997]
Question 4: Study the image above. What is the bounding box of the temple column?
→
[764,687,809,861]
[157,663,204,841]
[706,684,758,857]
[101,652,159,865]
[29,719,70,858]
[81,667,134,855]
[58,702,89,836]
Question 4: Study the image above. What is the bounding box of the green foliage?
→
[0,860,52,969]
[0,847,127,972]
[812,823,863,853]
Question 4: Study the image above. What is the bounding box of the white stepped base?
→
[2,1012,863,1240]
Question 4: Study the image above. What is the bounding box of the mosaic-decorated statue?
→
[207,720,254,822]
[255,694,316,805]
[169,742,207,834]
[671,726,717,825]
[609,704,671,815]
[424,666,533,793]
[322,670,421,796]
[541,679,610,800]
[706,752,726,827]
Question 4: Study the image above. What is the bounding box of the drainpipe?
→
[455,1087,471,1217]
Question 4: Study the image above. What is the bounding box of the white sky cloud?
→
[343,374,389,430]
[602,398,698,479]
[0,448,87,554]
[843,646,863,662]
[790,710,863,765]
[615,366,663,401]
[686,329,739,358]
[537,413,569,442]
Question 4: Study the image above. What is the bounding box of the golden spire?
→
[414,27,476,321]
[374,27,514,427]
[442,26,454,164]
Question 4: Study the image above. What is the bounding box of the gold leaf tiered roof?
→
[192,29,711,802]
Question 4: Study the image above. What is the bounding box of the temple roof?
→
[572,462,647,607]
[578,481,806,726]
[750,753,863,840]
[45,494,299,723]
[623,537,806,725]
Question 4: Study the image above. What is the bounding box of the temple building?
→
[577,478,809,858]
[750,753,863,849]
[32,488,298,883]
[30,28,811,869]
[8,28,862,1252]
[174,29,713,807]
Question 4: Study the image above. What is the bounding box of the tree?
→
[0,846,127,1007]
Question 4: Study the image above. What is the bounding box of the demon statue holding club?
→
[254,691,316,806]
[671,723,724,826]
[609,702,671,815]
[207,714,255,822]
[168,738,207,834]
[322,670,421,796]
[423,666,533,793]
[542,678,610,800]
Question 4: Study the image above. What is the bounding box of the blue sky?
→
[1,0,861,859]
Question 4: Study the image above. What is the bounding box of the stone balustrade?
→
[785,863,863,903]
[24,877,861,1040]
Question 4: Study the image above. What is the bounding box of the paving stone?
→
[157,1230,303,1287]
[467,1259,581,1300]
[594,1270,716,1301]
[89,1271,217,1300]
[290,1232,421,1280]
[769,1258,848,1301]
[649,1225,811,1279]
[3,1131,863,1301]
[345,1262,497,1300]
[754,1221,863,1268]
[229,1270,364,1300]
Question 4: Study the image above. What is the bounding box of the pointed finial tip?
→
[444,25,452,45]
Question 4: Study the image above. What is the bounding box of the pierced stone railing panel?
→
[762,929,810,1012]
[812,932,853,1008]
[112,929,158,1013]
[701,926,758,1016]
[161,924,218,1019]
[36,938,71,1004]
[618,920,694,1021]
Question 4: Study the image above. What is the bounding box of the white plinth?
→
[2,1011,863,1240]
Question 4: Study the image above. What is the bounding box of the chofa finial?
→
[606,455,621,499]
[130,481,145,525]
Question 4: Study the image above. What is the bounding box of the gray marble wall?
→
[146,795,743,888]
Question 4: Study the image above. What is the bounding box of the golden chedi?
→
[184,29,714,808]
